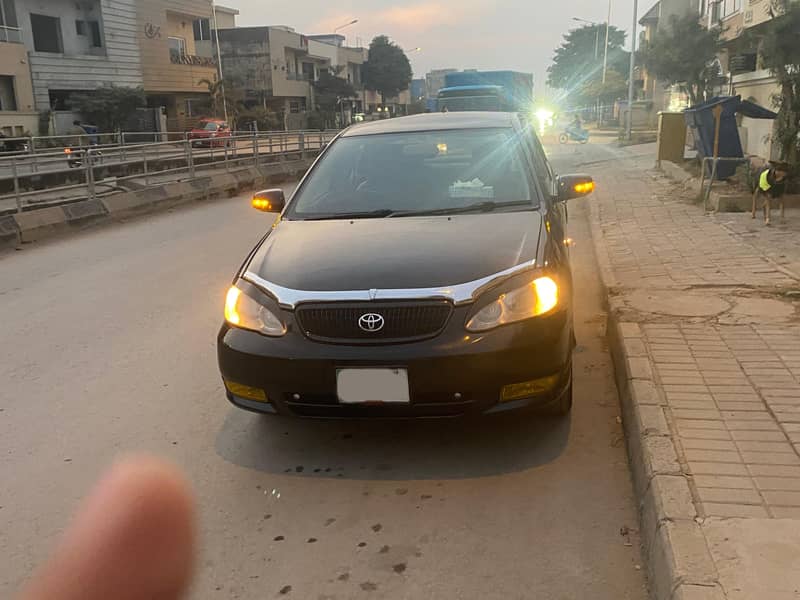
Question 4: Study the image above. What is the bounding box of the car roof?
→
[342,112,518,137]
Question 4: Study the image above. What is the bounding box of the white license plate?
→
[336,368,410,404]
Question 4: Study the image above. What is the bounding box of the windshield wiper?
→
[390,200,535,218]
[303,209,396,221]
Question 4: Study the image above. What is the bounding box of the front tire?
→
[558,134,569,145]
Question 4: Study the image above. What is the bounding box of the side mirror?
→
[252,188,286,213]
[557,174,595,202]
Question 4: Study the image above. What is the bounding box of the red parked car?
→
[189,119,232,147]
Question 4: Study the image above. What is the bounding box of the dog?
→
[752,161,790,226]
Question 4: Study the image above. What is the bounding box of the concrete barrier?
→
[3,157,315,249]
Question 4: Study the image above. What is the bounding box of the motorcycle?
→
[558,126,590,145]
[65,145,102,168]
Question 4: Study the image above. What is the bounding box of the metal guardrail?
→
[0,130,338,214]
[0,129,338,157]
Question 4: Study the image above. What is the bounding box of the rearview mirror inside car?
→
[557,174,595,202]
[252,188,286,213]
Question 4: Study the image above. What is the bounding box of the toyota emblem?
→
[358,313,385,332]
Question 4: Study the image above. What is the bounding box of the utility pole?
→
[602,0,611,83]
[211,0,229,124]
[626,0,638,141]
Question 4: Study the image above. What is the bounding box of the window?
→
[89,20,102,47]
[75,19,86,35]
[286,129,537,220]
[193,18,211,41]
[1,0,17,26]
[168,36,186,59]
[30,13,62,53]
[722,0,741,17]
[302,62,314,81]
[711,0,721,20]
[0,75,17,111]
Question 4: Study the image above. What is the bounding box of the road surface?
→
[0,138,648,599]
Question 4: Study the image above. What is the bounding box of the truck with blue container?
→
[437,71,534,117]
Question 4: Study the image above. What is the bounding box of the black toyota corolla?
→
[217,112,594,418]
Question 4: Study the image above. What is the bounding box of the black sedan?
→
[217,112,594,418]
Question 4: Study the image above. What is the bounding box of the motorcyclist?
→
[567,114,583,135]
[66,120,87,167]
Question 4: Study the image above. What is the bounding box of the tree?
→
[759,0,800,164]
[581,70,629,106]
[313,70,357,128]
[198,76,246,123]
[639,13,724,107]
[547,24,630,107]
[362,35,412,103]
[71,86,146,132]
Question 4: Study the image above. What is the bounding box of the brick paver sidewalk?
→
[584,144,800,600]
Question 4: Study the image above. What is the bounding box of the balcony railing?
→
[286,72,315,81]
[169,52,216,68]
[0,25,23,44]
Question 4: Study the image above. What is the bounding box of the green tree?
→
[639,13,724,106]
[759,0,800,164]
[313,70,357,128]
[547,24,630,107]
[581,70,629,106]
[362,35,412,103]
[198,76,245,121]
[71,86,146,132]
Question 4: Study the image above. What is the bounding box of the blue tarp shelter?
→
[684,95,777,179]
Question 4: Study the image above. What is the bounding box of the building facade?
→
[639,0,701,112]
[703,0,799,159]
[137,0,218,130]
[1,0,37,135]
[10,0,143,133]
[218,26,345,129]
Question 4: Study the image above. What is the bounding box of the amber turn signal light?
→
[573,181,595,195]
[252,197,272,211]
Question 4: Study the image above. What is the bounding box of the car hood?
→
[247,212,543,291]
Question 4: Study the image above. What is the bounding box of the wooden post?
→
[712,104,723,160]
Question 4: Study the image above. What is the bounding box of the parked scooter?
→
[0,133,29,154]
[558,126,590,144]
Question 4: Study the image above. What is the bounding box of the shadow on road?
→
[215,408,571,481]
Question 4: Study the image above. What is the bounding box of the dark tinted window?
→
[31,14,62,53]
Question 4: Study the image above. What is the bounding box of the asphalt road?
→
[0,139,648,599]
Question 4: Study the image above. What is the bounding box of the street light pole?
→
[626,0,638,140]
[602,0,611,83]
[211,0,228,124]
[334,19,358,33]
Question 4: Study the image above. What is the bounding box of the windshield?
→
[286,128,535,220]
[200,122,220,131]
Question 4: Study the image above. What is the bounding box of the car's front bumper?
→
[217,303,573,419]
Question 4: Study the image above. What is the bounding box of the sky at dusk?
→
[219,0,645,96]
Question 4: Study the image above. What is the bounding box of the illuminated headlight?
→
[224,285,286,336]
[466,276,559,332]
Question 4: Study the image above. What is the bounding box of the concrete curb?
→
[586,199,726,600]
[2,159,313,250]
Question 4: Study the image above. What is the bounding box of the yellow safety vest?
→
[759,169,772,192]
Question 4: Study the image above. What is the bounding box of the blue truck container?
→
[437,70,534,115]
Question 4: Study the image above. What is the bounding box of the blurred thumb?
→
[18,456,195,600]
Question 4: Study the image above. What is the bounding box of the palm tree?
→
[199,77,225,118]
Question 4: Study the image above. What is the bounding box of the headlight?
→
[224,286,286,336]
[466,276,559,332]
